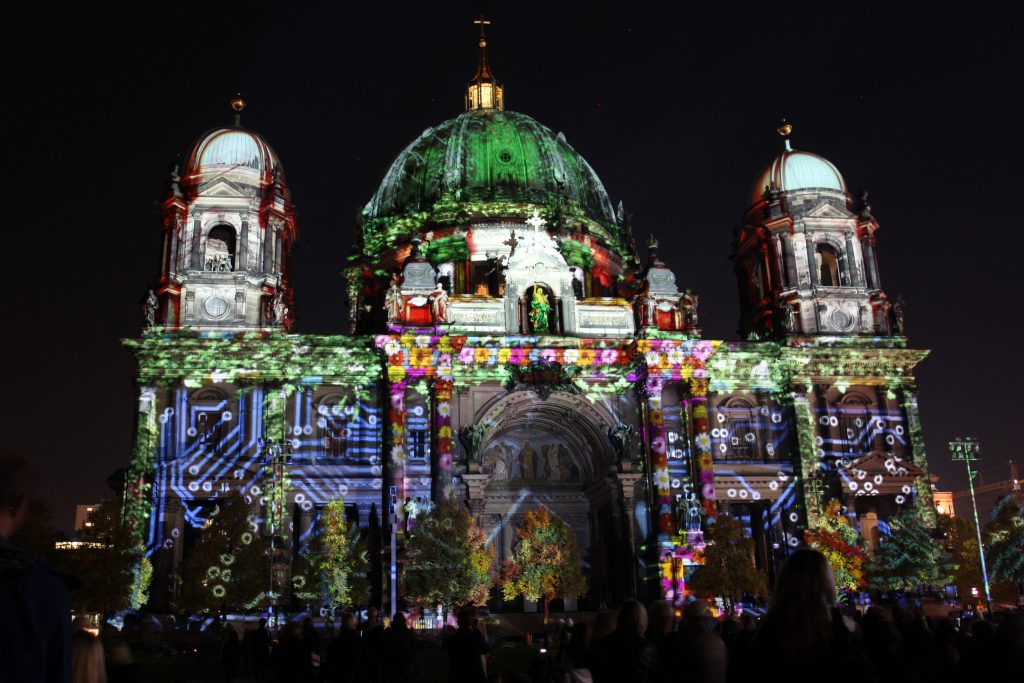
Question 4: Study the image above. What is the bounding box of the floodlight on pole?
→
[949,437,992,612]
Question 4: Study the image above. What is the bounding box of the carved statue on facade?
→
[682,289,699,328]
[384,274,403,323]
[431,283,450,323]
[569,267,585,299]
[270,291,288,326]
[143,289,159,329]
[891,294,906,335]
[778,301,794,333]
[607,423,637,465]
[529,287,553,333]
[485,252,507,296]
[458,423,488,466]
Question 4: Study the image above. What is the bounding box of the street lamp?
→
[949,437,992,613]
[260,437,292,621]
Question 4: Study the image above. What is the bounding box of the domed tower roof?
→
[750,121,846,206]
[184,95,283,181]
[364,108,616,226]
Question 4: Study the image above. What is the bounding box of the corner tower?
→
[153,96,297,331]
[733,122,892,339]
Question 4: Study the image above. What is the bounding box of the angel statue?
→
[143,289,159,329]
[529,287,552,333]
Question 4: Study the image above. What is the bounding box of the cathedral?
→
[126,22,934,612]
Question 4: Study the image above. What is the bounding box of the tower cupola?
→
[151,96,297,333]
[465,14,504,111]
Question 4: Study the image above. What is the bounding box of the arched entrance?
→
[464,390,633,608]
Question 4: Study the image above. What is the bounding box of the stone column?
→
[432,373,455,501]
[617,472,643,597]
[462,474,490,526]
[190,216,203,270]
[900,384,935,523]
[689,380,716,521]
[386,381,408,527]
[238,216,249,271]
[261,221,275,274]
[792,387,823,527]
[804,233,819,287]
[642,376,674,537]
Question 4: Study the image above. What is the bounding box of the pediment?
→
[840,451,925,478]
[807,202,852,219]
[197,178,249,198]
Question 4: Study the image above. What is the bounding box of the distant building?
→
[933,490,955,517]
[74,503,101,532]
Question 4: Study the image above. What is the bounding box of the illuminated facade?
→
[126,26,934,611]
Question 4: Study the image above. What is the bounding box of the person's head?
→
[258,617,267,629]
[763,548,837,660]
[646,599,674,639]
[617,599,648,636]
[0,450,31,538]
[302,616,314,632]
[341,613,356,631]
[392,612,407,629]
[71,631,107,683]
[367,606,379,624]
[772,547,836,613]
[457,606,479,630]
[682,600,713,624]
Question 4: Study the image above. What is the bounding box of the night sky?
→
[6,2,1021,532]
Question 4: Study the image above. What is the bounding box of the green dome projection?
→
[364,109,616,227]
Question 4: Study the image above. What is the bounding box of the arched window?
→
[205,225,236,272]
[722,397,758,460]
[316,395,349,459]
[837,393,872,457]
[816,244,841,287]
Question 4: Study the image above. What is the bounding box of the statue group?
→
[482,439,580,483]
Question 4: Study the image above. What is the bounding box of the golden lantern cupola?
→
[465,13,504,111]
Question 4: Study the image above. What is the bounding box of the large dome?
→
[186,126,282,177]
[365,109,616,226]
[751,148,846,206]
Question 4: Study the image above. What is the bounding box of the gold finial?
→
[230,93,246,113]
[777,118,793,151]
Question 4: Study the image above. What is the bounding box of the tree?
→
[867,509,954,593]
[501,507,586,622]
[936,513,981,601]
[307,497,370,611]
[404,498,494,614]
[687,512,768,609]
[985,494,1024,603]
[10,498,66,565]
[804,499,866,593]
[177,494,268,613]
[59,498,136,615]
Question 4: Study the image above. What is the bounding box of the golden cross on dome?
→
[526,209,547,232]
[473,13,491,43]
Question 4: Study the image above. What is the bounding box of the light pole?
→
[949,437,992,613]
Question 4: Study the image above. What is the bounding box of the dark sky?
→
[6,2,1021,532]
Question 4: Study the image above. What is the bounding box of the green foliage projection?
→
[177,494,269,613]
[501,507,586,619]
[404,498,495,610]
[687,512,768,608]
[985,494,1024,589]
[308,497,370,611]
[867,509,954,592]
[423,234,470,263]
